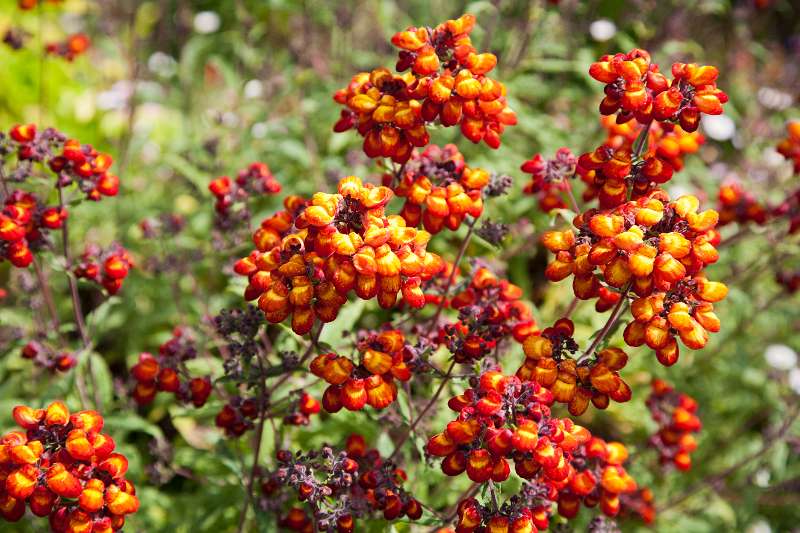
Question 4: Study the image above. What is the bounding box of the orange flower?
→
[238,177,443,335]
[335,15,515,154]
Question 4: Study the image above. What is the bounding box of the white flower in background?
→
[141,142,161,165]
[747,520,772,533]
[194,11,221,34]
[97,81,133,111]
[221,112,239,128]
[789,368,800,395]
[667,184,693,200]
[757,87,793,110]
[59,13,85,34]
[702,114,736,141]
[74,96,96,123]
[251,122,269,139]
[244,80,264,99]
[589,19,616,42]
[763,147,787,169]
[148,52,177,77]
[764,344,797,371]
[754,469,770,488]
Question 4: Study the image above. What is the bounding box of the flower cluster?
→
[45,34,91,61]
[389,144,487,233]
[263,435,422,532]
[518,318,631,416]
[215,392,319,437]
[208,162,281,229]
[21,341,77,373]
[441,267,537,363]
[541,190,727,366]
[1,189,66,268]
[426,370,590,484]
[717,180,768,226]
[454,496,549,533]
[543,191,721,298]
[452,436,639,531]
[431,370,640,531]
[589,50,727,132]
[646,379,701,471]
[284,392,322,426]
[553,437,637,520]
[130,328,212,407]
[620,488,656,524]
[776,120,800,173]
[73,243,134,295]
[577,118,704,209]
[214,396,259,437]
[236,176,444,335]
[311,329,411,412]
[521,147,578,213]
[0,402,139,530]
[2,125,119,201]
[625,273,726,366]
[342,435,422,524]
[333,14,516,162]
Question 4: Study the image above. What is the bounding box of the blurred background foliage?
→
[1,0,799,531]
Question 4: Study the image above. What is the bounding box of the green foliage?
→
[1,0,799,532]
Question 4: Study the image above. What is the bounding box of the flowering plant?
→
[1,3,799,533]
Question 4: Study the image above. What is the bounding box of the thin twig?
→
[488,481,500,512]
[424,217,477,337]
[58,187,90,347]
[32,258,61,332]
[563,178,581,214]
[441,482,479,525]
[57,187,98,409]
[389,359,456,461]
[577,282,631,364]
[265,323,323,398]
[562,296,579,319]
[236,345,271,533]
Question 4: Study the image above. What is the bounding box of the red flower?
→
[0,402,139,531]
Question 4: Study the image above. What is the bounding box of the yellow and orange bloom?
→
[0,402,138,530]
[589,49,727,132]
[237,176,444,336]
[129,328,212,408]
[391,144,487,233]
[334,14,516,157]
[517,318,631,416]
[438,266,537,363]
[578,118,704,209]
[427,370,591,485]
[312,329,411,412]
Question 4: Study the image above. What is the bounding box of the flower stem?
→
[389,359,456,461]
[424,217,477,337]
[577,282,631,364]
[236,346,272,533]
[57,186,98,409]
[265,323,323,398]
[563,178,581,214]
[32,258,60,333]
